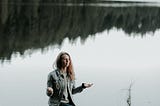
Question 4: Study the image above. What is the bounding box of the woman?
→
[46,52,93,106]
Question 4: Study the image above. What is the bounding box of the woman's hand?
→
[47,87,54,95]
[83,83,93,88]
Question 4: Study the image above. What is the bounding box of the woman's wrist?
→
[82,83,86,89]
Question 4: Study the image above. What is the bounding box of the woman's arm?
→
[46,73,54,96]
[72,81,84,94]
[72,81,93,94]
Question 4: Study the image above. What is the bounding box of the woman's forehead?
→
[61,54,69,58]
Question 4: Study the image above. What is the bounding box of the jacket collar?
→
[56,68,69,79]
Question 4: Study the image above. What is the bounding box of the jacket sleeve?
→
[46,73,53,96]
[72,81,85,94]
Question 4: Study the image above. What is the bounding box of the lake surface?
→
[0,1,160,106]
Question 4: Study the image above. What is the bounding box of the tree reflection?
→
[1,2,160,61]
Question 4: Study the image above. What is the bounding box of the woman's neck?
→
[60,67,67,73]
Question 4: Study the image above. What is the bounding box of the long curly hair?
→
[54,52,75,80]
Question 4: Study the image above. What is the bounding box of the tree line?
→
[0,2,160,61]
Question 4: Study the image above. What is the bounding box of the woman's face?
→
[61,54,70,68]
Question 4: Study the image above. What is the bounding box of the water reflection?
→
[1,2,160,61]
[1,2,160,106]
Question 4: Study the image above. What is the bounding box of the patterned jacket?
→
[46,69,84,106]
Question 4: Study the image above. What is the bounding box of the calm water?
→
[0,1,160,106]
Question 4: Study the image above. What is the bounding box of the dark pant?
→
[60,102,73,106]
